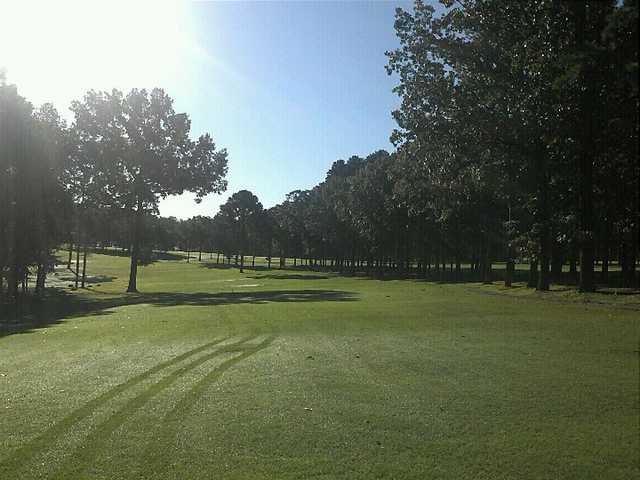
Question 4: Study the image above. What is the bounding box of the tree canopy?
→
[69,88,228,292]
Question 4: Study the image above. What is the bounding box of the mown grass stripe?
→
[142,335,277,477]
[50,336,260,479]
[0,336,231,476]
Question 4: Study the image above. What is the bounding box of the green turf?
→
[1,252,638,479]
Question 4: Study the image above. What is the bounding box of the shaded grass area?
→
[0,289,356,337]
[85,247,188,262]
[0,252,638,479]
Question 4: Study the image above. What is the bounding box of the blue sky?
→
[1,0,417,218]
[160,0,413,218]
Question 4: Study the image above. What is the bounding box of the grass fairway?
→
[1,253,638,479]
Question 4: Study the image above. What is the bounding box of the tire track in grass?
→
[50,336,259,480]
[142,335,277,478]
[0,336,232,477]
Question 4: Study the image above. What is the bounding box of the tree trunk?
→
[75,237,81,289]
[601,249,609,285]
[198,248,202,262]
[351,244,356,274]
[5,149,17,299]
[36,262,46,297]
[7,262,18,299]
[482,243,492,284]
[81,242,88,288]
[527,259,538,288]
[600,217,611,284]
[537,233,551,291]
[576,1,596,293]
[622,170,639,287]
[536,145,551,292]
[578,163,596,292]
[126,198,144,293]
[622,230,637,287]
[631,228,639,288]
[569,242,577,277]
[505,259,515,287]
[67,241,74,269]
[634,155,640,288]
[505,201,514,287]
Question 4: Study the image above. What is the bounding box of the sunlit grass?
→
[1,253,638,479]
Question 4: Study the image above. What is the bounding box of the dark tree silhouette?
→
[70,88,228,292]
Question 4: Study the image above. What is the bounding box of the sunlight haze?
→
[1,0,408,218]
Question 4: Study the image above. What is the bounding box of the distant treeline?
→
[1,0,638,300]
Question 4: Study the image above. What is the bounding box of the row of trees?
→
[148,121,636,288]
[1,79,228,300]
[380,0,638,291]
[201,145,635,289]
[197,0,638,290]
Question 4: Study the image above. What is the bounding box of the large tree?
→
[71,88,228,292]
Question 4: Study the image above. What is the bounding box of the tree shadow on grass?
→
[153,251,188,261]
[139,289,356,307]
[89,248,187,263]
[50,273,117,285]
[199,262,271,272]
[247,274,329,281]
[0,288,358,338]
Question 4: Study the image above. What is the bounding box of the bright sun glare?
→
[0,1,199,112]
